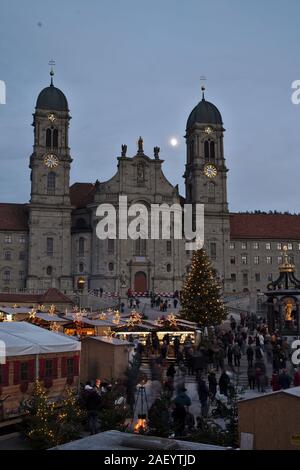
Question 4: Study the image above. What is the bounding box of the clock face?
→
[204,126,213,134]
[48,113,56,122]
[204,163,218,179]
[44,154,59,168]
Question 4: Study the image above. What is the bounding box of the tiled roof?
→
[0,288,73,305]
[70,182,95,209]
[0,203,29,231]
[230,213,300,240]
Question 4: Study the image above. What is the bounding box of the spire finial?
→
[49,59,55,86]
[200,75,206,101]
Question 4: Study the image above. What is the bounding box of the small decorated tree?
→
[180,249,227,327]
[22,380,57,449]
[56,387,85,444]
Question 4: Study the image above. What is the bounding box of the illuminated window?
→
[266,256,272,264]
[241,255,247,264]
[265,243,271,250]
[254,256,259,265]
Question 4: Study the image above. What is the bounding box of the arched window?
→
[3,270,11,281]
[134,238,146,256]
[204,140,209,160]
[46,128,52,147]
[166,264,171,272]
[79,263,84,273]
[189,140,194,162]
[207,181,215,202]
[46,238,54,256]
[204,140,216,161]
[46,128,58,148]
[46,266,53,276]
[53,129,58,148]
[79,237,85,256]
[108,262,114,271]
[47,172,56,193]
[210,141,215,159]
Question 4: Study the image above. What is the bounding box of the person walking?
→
[246,345,254,367]
[247,366,256,390]
[197,377,209,418]
[208,371,217,400]
[227,345,233,367]
[219,371,230,396]
[233,342,241,367]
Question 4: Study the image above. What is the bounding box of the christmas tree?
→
[180,249,227,327]
[22,380,57,449]
[56,387,85,444]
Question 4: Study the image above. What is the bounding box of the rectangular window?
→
[230,256,235,264]
[267,273,273,281]
[241,242,247,250]
[254,256,259,265]
[20,362,29,382]
[298,243,300,251]
[229,242,235,250]
[210,242,217,260]
[19,271,24,280]
[67,358,74,376]
[19,251,25,260]
[253,242,259,250]
[255,273,261,282]
[277,243,282,250]
[4,235,12,244]
[46,237,54,256]
[19,235,26,244]
[287,243,293,250]
[242,273,248,285]
[135,238,146,256]
[45,360,53,378]
[4,251,11,260]
[231,273,236,282]
[166,240,172,255]
[278,256,283,265]
[265,242,271,250]
[266,256,272,264]
[241,255,247,265]
[108,239,114,255]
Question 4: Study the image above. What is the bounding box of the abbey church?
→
[1,75,300,296]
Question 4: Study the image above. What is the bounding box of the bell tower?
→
[184,86,230,289]
[27,67,73,291]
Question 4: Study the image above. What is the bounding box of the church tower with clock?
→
[27,70,73,290]
[184,87,231,289]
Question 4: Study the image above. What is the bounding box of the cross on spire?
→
[200,75,207,100]
[49,59,55,86]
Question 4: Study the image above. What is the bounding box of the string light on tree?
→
[180,248,227,327]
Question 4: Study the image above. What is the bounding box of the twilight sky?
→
[1,0,300,212]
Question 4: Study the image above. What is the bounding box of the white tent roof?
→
[0,322,80,357]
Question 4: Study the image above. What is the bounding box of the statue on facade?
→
[121,144,127,157]
[120,270,127,287]
[153,146,160,159]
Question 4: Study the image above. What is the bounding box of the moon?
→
[170,137,178,147]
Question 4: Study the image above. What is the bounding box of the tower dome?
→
[186,93,222,129]
[36,73,68,112]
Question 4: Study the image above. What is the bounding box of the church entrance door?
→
[134,271,147,292]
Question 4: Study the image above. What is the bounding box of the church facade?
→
[1,76,300,295]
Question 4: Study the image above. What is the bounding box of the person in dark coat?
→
[208,371,217,400]
[219,371,230,396]
[173,336,180,359]
[197,378,209,417]
[166,363,176,380]
[246,345,254,367]
[247,366,256,390]
[227,345,233,367]
[83,384,102,435]
[279,369,292,389]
